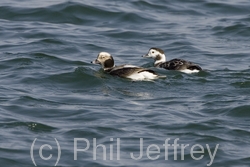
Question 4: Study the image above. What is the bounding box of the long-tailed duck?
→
[91,52,165,81]
[142,47,202,73]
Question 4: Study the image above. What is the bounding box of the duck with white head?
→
[92,52,166,81]
[143,47,202,74]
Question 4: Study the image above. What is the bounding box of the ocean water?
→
[0,0,250,166]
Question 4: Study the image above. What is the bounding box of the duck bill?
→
[142,54,149,58]
[91,59,100,64]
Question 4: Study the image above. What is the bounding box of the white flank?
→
[123,65,139,68]
[180,69,200,74]
[127,71,159,81]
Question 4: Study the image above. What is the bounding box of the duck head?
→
[142,48,166,66]
[92,52,115,70]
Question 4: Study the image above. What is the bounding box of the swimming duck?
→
[91,52,165,81]
[142,47,202,73]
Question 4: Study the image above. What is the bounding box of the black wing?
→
[160,59,202,71]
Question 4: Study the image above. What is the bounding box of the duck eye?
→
[152,51,154,54]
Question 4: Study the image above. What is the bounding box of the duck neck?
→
[154,54,166,67]
[104,66,115,72]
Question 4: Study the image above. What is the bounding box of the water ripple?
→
[1,0,250,166]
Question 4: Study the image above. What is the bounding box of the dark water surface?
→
[0,0,250,166]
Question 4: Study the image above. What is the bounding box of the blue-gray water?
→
[0,0,250,166]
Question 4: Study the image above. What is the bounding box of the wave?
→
[212,22,250,37]
[0,120,57,132]
[226,105,250,117]
[204,1,250,15]
[0,1,155,26]
[0,2,118,24]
